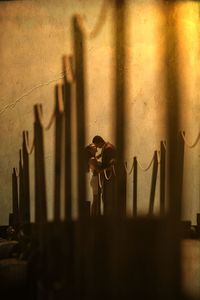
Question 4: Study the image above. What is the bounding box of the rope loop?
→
[24,131,35,155]
[14,167,20,178]
[112,164,117,176]
[124,160,134,175]
[37,105,56,130]
[181,130,200,148]
[104,168,113,181]
[63,55,75,82]
[98,173,103,189]
[137,152,155,172]
[75,0,110,39]
[157,151,161,164]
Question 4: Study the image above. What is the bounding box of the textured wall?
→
[0,0,199,225]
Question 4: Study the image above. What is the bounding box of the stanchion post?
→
[54,85,64,222]
[133,156,137,218]
[12,168,19,226]
[114,0,127,217]
[34,104,47,224]
[73,16,87,218]
[22,131,30,224]
[148,151,158,216]
[63,56,72,220]
[160,141,166,216]
[19,149,25,224]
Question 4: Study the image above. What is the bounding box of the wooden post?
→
[12,168,19,225]
[114,0,127,216]
[63,56,72,220]
[54,85,64,221]
[161,2,182,298]
[148,151,158,216]
[176,131,185,206]
[133,157,138,217]
[160,141,166,216]
[22,131,30,224]
[34,104,47,224]
[19,149,25,224]
[73,16,87,218]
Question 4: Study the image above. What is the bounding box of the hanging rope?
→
[137,152,155,172]
[181,130,200,148]
[14,167,20,178]
[104,168,113,180]
[124,160,134,175]
[24,131,35,155]
[98,173,103,189]
[63,55,75,82]
[112,164,116,176]
[76,0,111,39]
[157,151,161,164]
[37,105,56,130]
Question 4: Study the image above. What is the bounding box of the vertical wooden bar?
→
[114,0,127,216]
[34,104,47,224]
[22,131,30,224]
[12,168,19,225]
[54,85,64,221]
[160,141,166,216]
[19,149,25,224]
[161,2,182,298]
[133,156,138,217]
[63,56,72,220]
[148,151,158,216]
[73,16,87,218]
[176,131,185,206]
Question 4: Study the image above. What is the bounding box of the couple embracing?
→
[85,135,116,216]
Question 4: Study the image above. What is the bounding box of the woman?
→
[85,143,102,216]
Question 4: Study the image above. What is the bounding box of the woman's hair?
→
[84,143,96,172]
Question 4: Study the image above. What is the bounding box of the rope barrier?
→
[63,56,75,82]
[14,167,20,178]
[104,168,113,181]
[181,130,200,148]
[98,173,103,189]
[112,164,117,177]
[137,153,155,172]
[37,105,56,130]
[24,132,35,155]
[76,0,110,39]
[124,160,134,175]
[157,151,161,164]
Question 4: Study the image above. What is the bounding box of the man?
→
[92,136,116,216]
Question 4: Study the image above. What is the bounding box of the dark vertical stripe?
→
[34,104,47,224]
[161,2,182,298]
[160,141,166,216]
[63,57,72,220]
[19,149,24,224]
[12,168,19,225]
[133,157,138,217]
[54,85,64,221]
[73,16,87,218]
[114,0,126,216]
[22,131,30,223]
[148,151,158,216]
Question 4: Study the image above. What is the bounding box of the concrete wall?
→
[0,0,199,225]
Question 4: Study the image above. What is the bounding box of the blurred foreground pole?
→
[163,1,182,298]
[114,0,127,216]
